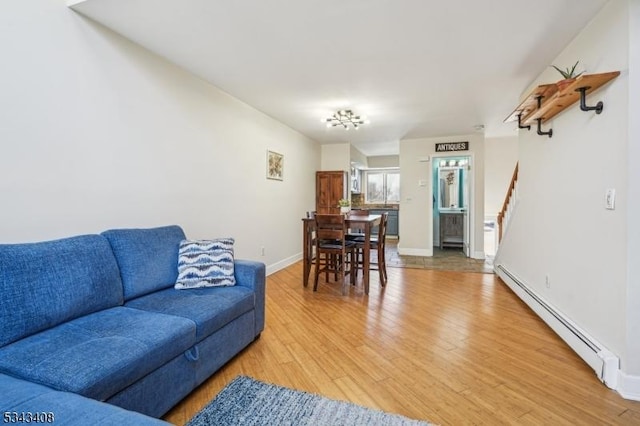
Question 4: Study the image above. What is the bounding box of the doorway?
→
[432,155,471,257]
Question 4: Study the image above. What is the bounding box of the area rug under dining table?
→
[186,376,432,426]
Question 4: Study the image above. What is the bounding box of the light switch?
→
[605,188,616,210]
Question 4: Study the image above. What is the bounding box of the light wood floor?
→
[164,262,640,425]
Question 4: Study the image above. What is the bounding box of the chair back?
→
[349,209,369,216]
[315,214,348,241]
[378,212,389,243]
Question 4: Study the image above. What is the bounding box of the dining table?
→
[302,212,382,295]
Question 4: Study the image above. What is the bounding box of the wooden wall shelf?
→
[505,71,620,130]
[504,84,557,123]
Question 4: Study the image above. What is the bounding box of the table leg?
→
[363,223,370,295]
[342,264,349,296]
[302,221,310,287]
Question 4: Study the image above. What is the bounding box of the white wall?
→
[320,143,350,172]
[349,145,368,169]
[624,0,640,386]
[484,136,518,219]
[368,155,399,168]
[496,0,638,384]
[399,134,485,258]
[0,1,320,272]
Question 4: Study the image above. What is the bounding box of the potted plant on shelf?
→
[338,198,351,214]
[551,60,584,91]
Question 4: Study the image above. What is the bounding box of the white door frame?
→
[430,153,475,258]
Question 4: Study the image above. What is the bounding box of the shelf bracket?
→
[536,119,553,138]
[517,113,531,131]
[535,96,552,138]
[576,86,604,114]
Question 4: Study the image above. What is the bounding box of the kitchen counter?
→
[351,205,399,211]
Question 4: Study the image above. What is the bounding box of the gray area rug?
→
[187,376,432,426]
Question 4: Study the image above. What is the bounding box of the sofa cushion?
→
[125,285,255,342]
[0,307,196,401]
[0,374,170,425]
[0,235,124,347]
[175,238,236,289]
[102,225,186,300]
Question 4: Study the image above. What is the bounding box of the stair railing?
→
[497,162,519,242]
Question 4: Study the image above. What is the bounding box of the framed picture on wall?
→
[266,150,284,181]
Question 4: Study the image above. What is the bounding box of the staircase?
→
[497,162,519,244]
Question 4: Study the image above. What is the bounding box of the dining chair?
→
[306,211,317,271]
[353,211,388,286]
[313,214,356,291]
[346,209,369,240]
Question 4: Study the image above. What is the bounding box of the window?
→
[365,170,400,204]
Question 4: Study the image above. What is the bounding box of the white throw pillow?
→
[175,238,235,289]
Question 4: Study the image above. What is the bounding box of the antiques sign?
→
[435,141,469,152]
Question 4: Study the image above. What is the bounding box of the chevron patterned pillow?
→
[175,238,236,289]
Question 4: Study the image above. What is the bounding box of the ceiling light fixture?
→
[324,110,368,130]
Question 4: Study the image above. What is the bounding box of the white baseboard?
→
[495,264,621,391]
[397,247,432,257]
[618,372,640,401]
[472,250,485,260]
[266,253,302,276]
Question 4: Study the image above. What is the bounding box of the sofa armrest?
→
[234,260,266,336]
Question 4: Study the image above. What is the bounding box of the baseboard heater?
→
[495,264,619,389]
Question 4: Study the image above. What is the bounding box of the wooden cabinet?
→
[316,171,347,214]
[440,212,463,249]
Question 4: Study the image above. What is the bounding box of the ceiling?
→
[69,0,608,156]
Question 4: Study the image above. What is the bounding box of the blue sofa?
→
[0,225,265,423]
[0,373,169,425]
